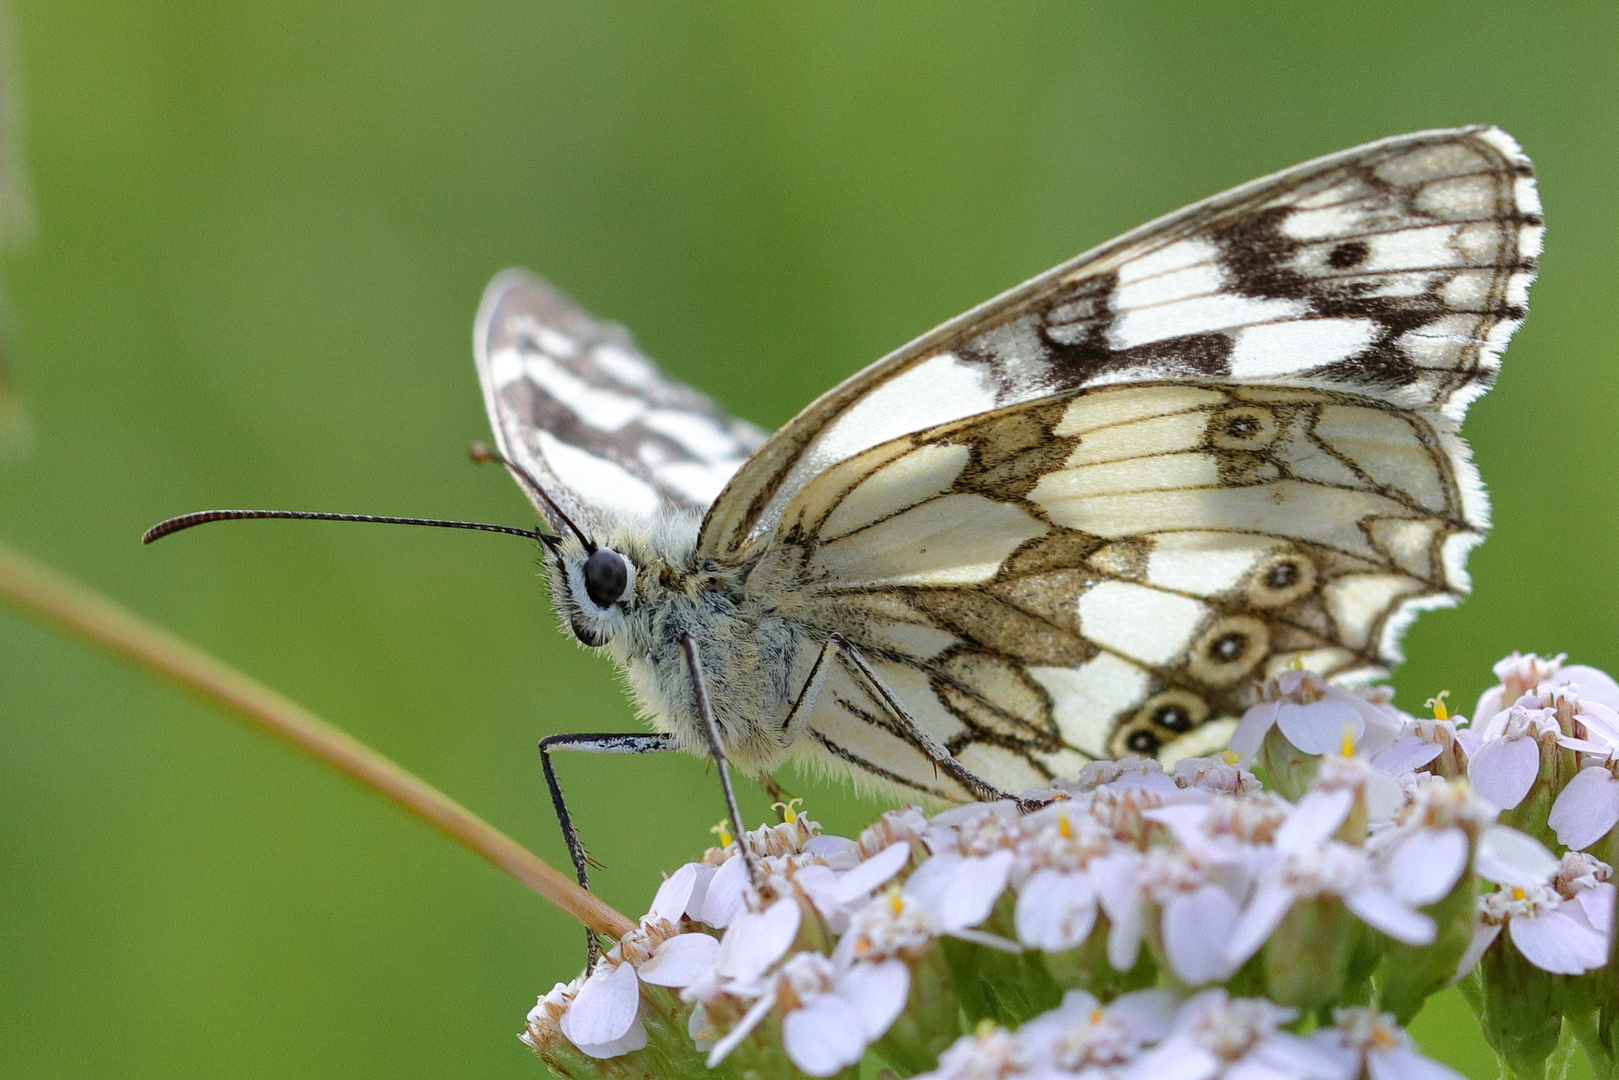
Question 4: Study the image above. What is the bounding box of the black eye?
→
[582,549,628,608]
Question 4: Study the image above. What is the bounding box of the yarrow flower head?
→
[521,651,1619,1080]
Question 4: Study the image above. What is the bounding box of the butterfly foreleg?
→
[678,633,766,889]
[538,730,675,967]
[832,639,1037,809]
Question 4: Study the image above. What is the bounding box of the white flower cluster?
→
[521,652,1619,1080]
[922,993,1452,1080]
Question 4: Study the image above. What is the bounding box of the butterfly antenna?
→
[468,442,595,552]
[142,509,549,546]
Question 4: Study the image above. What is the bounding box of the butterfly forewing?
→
[475,269,766,533]
[699,126,1538,558]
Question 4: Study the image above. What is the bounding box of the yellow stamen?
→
[1371,1028,1401,1049]
[1221,749,1240,765]
[1425,690,1450,721]
[1058,812,1073,839]
[1339,726,1357,757]
[975,1018,997,1040]
[771,797,804,824]
[709,819,733,848]
[887,886,905,915]
[1511,887,1526,901]
[1089,1008,1104,1024]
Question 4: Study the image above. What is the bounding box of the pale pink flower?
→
[1174,752,1262,796]
[1548,760,1619,850]
[706,950,909,1076]
[792,840,913,932]
[1124,990,1342,1080]
[1466,706,1558,810]
[1226,790,1434,969]
[558,960,647,1058]
[1018,989,1178,1076]
[1307,1007,1466,1080]
[1231,671,1403,758]
[917,1025,1031,1080]
[779,953,909,1077]
[1123,845,1248,986]
[1473,652,1568,725]
[1457,832,1607,977]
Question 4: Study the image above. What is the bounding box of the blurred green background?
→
[1,2,1616,1076]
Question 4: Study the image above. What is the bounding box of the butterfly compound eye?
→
[582,549,629,608]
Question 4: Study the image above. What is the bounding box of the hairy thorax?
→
[585,513,814,774]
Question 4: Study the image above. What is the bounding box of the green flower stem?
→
[0,540,635,941]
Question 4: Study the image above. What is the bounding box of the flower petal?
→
[1468,736,1540,811]
[1373,736,1444,775]
[1110,988,1180,1042]
[1345,886,1434,945]
[714,898,801,981]
[1226,882,1296,967]
[1230,701,1281,755]
[638,932,719,988]
[1576,883,1615,935]
[1015,868,1098,951]
[837,958,910,1041]
[649,863,699,922]
[803,834,855,860]
[699,855,749,927]
[1565,665,1619,712]
[1475,826,1558,888]
[567,1013,648,1060]
[833,842,911,904]
[1163,885,1239,985]
[706,986,777,1068]
[1548,767,1619,850]
[1451,923,1501,983]
[783,996,868,1077]
[1277,698,1364,755]
[561,960,642,1046]
[1090,849,1146,972]
[1387,827,1468,906]
[1127,1040,1222,1080]
[1508,910,1608,974]
[905,849,1013,931]
[1576,701,1619,744]
[1276,789,1353,852]
[1473,687,1505,731]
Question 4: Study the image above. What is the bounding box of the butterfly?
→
[148,127,1540,945]
[475,125,1538,812]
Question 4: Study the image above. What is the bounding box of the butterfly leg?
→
[678,633,765,889]
[833,638,1035,808]
[538,730,675,968]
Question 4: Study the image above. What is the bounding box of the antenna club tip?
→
[468,442,497,464]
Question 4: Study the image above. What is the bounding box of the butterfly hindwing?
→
[774,379,1479,797]
[475,269,766,533]
[700,126,1538,557]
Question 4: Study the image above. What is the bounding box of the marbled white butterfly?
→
[150,127,1541,941]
